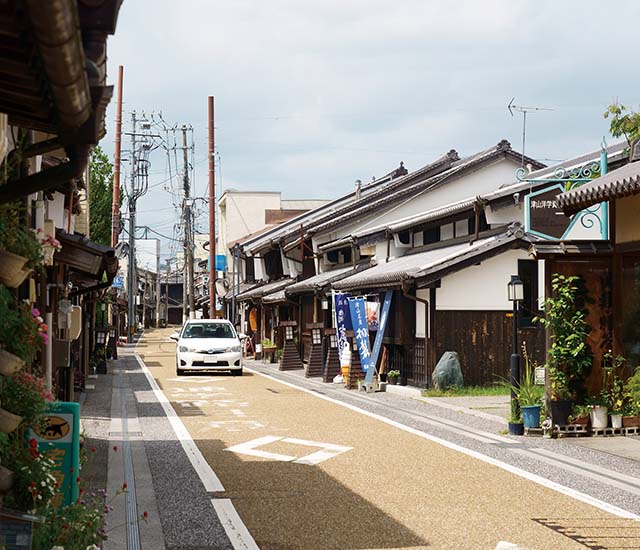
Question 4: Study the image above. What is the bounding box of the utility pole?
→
[181,125,196,320]
[111,65,123,248]
[127,111,137,342]
[208,96,216,318]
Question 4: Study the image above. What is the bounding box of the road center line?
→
[245,365,640,521]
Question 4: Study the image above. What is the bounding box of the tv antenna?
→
[508,98,555,168]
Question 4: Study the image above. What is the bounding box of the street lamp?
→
[507,275,524,425]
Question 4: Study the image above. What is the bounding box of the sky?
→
[103,0,640,260]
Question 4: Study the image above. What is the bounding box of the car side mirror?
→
[238,333,247,341]
[169,333,180,341]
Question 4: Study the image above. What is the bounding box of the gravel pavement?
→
[133,328,640,550]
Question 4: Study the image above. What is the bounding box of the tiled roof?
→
[558,161,640,215]
[332,229,527,291]
[286,265,361,295]
[235,277,296,302]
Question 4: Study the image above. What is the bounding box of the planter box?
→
[0,350,24,377]
[0,250,29,288]
[623,415,640,428]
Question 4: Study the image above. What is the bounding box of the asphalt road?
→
[137,328,639,550]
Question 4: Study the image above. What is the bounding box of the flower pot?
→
[0,407,22,433]
[623,415,640,428]
[0,250,29,288]
[387,376,398,385]
[550,399,573,426]
[610,414,623,429]
[573,416,589,426]
[508,422,524,436]
[0,349,25,377]
[0,465,14,493]
[590,405,608,429]
[521,405,541,428]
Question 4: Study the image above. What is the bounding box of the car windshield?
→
[182,323,235,339]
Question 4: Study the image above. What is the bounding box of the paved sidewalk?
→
[80,342,233,550]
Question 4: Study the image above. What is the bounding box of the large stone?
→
[432,351,463,390]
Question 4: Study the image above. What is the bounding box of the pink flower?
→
[32,308,40,317]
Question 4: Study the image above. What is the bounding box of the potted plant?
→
[568,404,591,426]
[0,288,44,365]
[387,370,400,385]
[623,365,640,427]
[515,343,544,428]
[0,202,42,287]
[599,352,627,429]
[508,403,524,436]
[535,275,594,426]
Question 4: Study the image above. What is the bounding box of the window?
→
[312,328,322,345]
[518,260,538,327]
[285,326,294,340]
[245,256,255,283]
[182,322,236,339]
[398,230,411,245]
[423,226,440,245]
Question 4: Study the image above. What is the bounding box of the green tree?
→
[88,145,115,246]
[603,102,640,146]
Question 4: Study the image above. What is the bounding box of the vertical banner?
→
[366,299,380,331]
[348,297,372,372]
[365,289,394,384]
[334,292,352,367]
[31,402,80,507]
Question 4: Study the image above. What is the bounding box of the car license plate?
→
[204,357,218,364]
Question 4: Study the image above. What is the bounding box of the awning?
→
[286,265,363,295]
[529,241,614,257]
[558,160,640,215]
[262,290,288,304]
[54,230,118,295]
[333,230,527,291]
[235,278,296,302]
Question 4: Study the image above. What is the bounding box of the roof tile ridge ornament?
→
[506,221,525,239]
[392,161,408,178]
[496,139,512,152]
[447,149,460,161]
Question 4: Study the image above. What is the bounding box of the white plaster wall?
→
[485,202,524,225]
[436,249,531,310]
[220,191,281,274]
[416,289,429,337]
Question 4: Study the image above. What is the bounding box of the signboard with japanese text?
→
[365,290,393,384]
[348,297,372,372]
[334,292,352,367]
[30,402,80,507]
[525,183,608,241]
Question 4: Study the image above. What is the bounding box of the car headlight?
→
[179,346,188,353]
[226,345,241,353]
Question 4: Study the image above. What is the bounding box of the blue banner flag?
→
[365,289,393,384]
[348,297,372,372]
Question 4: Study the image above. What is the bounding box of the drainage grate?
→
[109,431,143,438]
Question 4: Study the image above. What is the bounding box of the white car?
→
[170,319,244,376]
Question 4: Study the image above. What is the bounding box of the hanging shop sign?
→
[366,299,380,331]
[334,292,352,368]
[30,402,80,507]
[365,289,393,384]
[521,157,608,241]
[348,297,372,372]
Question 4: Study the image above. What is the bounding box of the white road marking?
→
[208,420,266,431]
[211,499,260,550]
[245,365,640,520]
[135,351,259,550]
[225,435,352,465]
